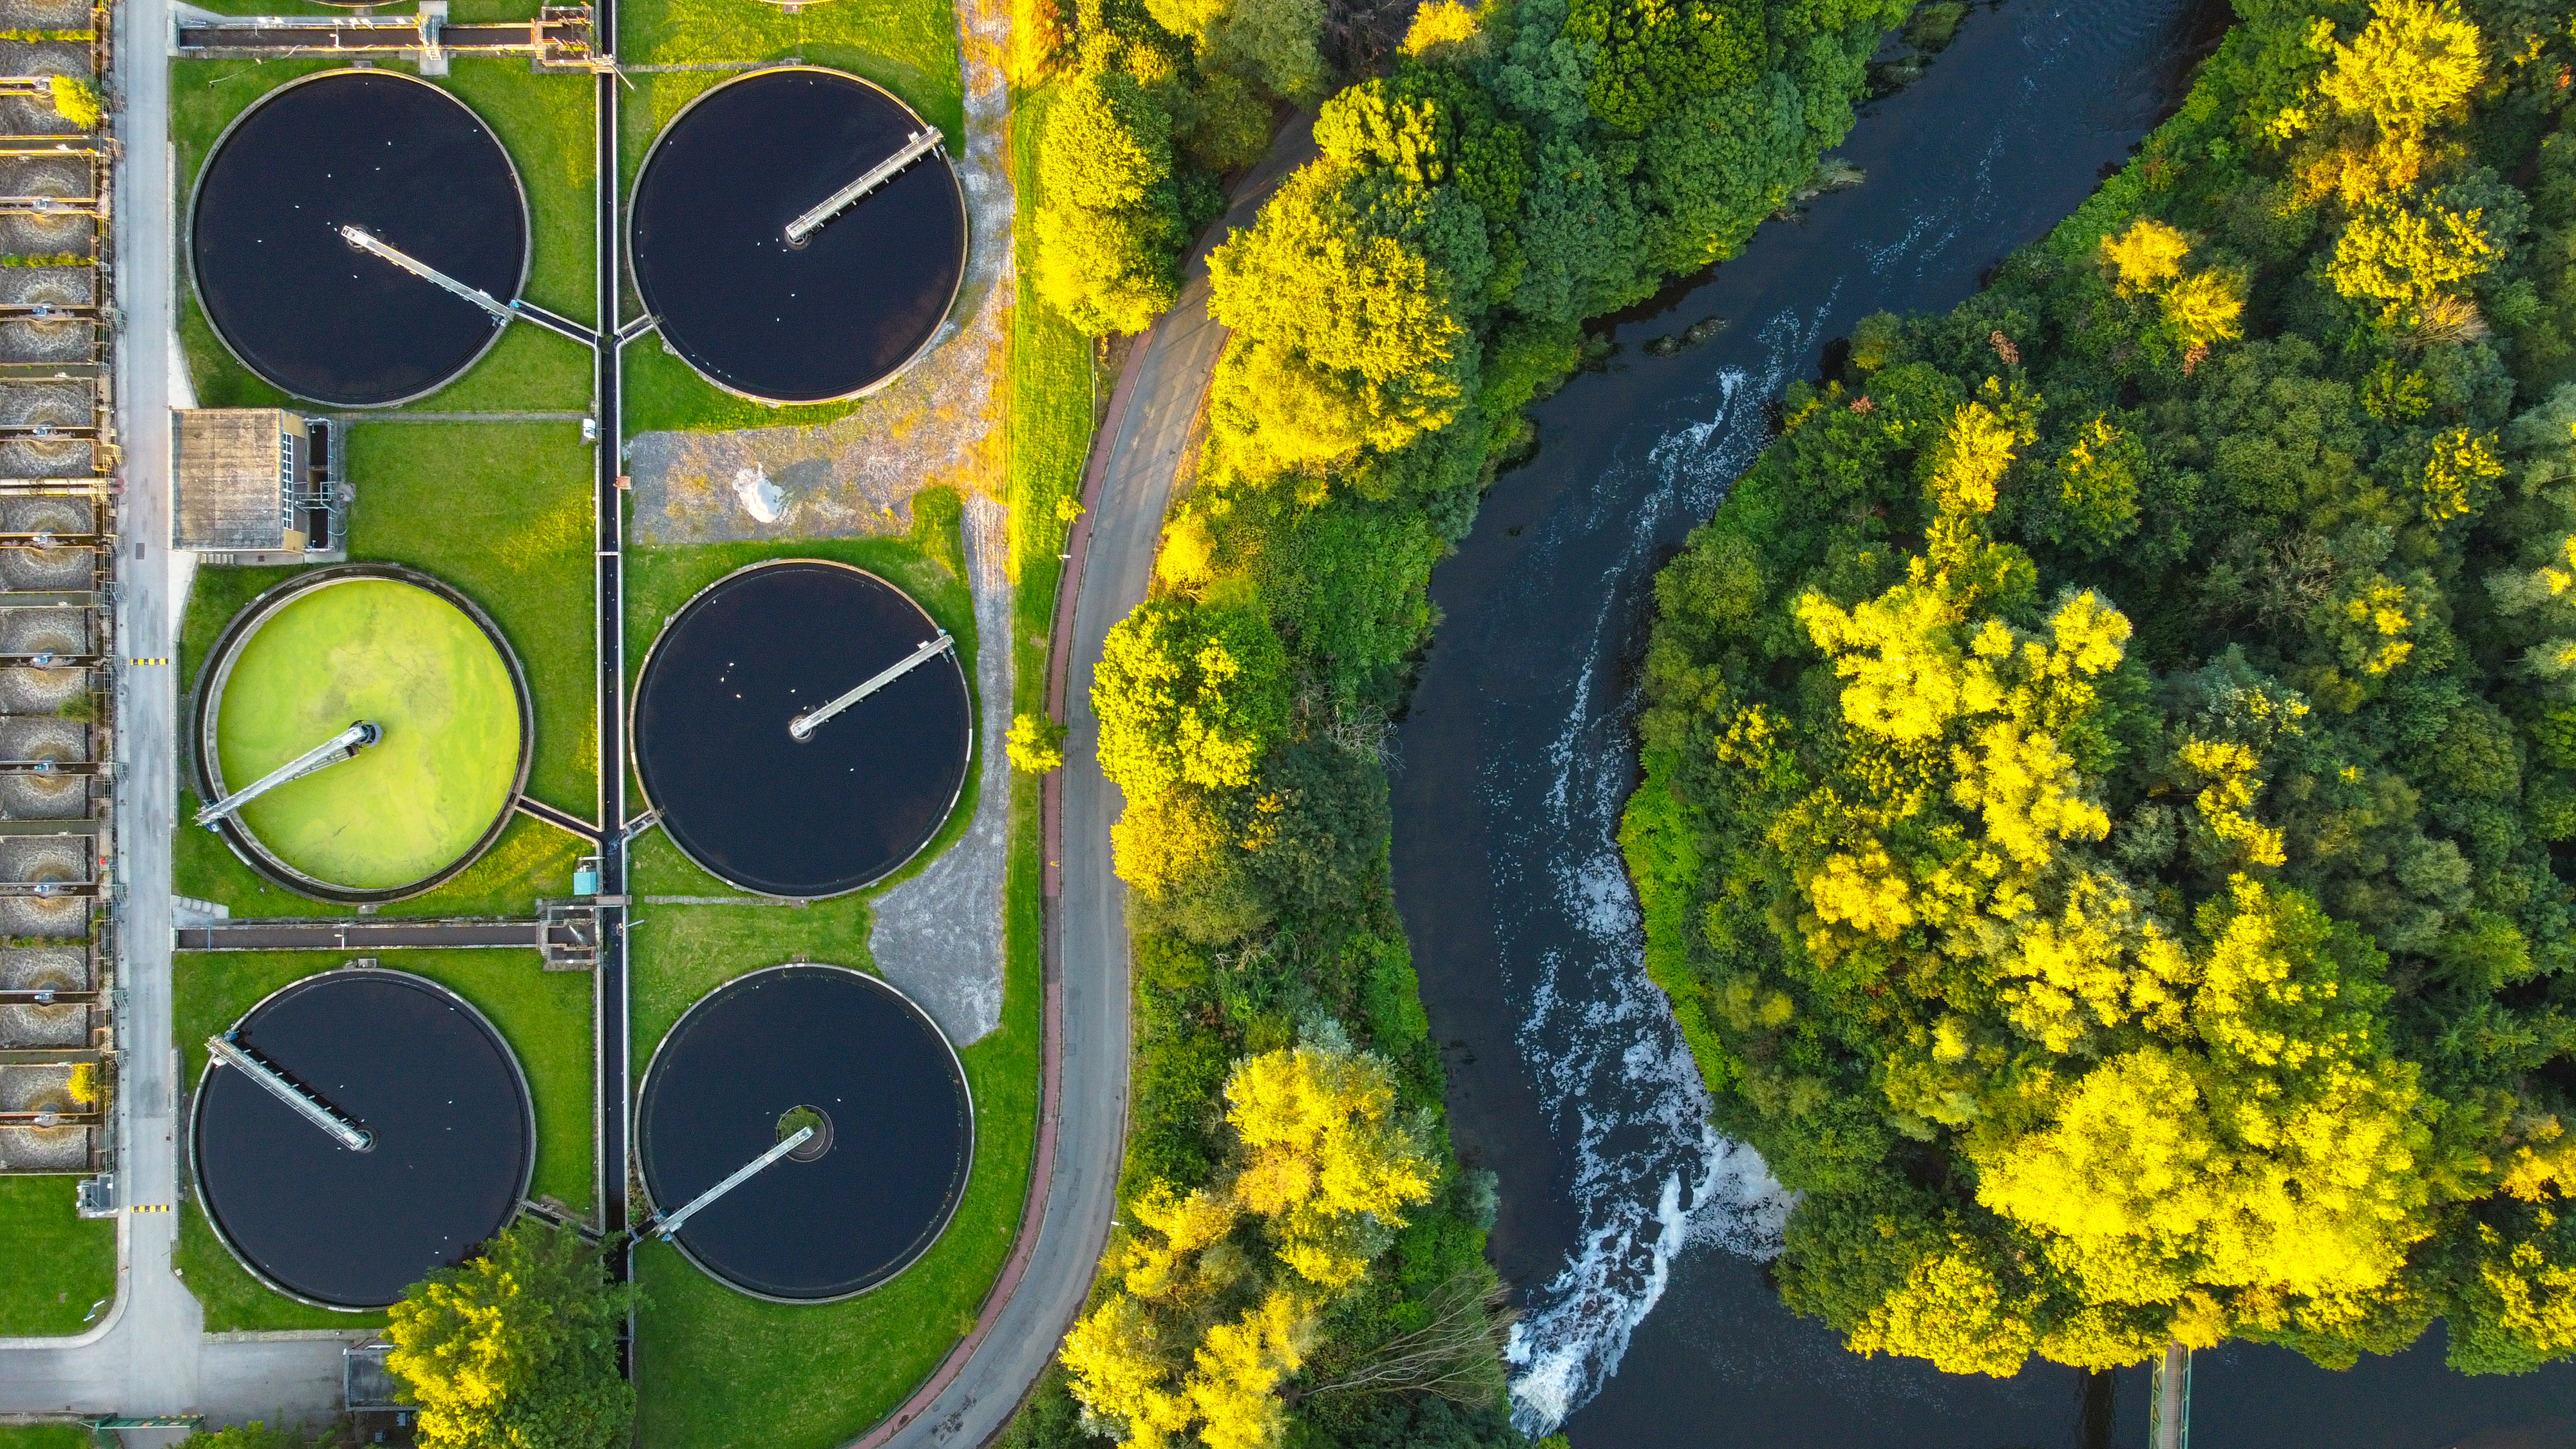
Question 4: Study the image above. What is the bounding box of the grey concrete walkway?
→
[0,0,369,1421]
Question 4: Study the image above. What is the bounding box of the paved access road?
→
[856,120,1317,1449]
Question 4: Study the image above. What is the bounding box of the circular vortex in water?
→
[192,969,533,1309]
[638,965,972,1300]
[629,67,967,403]
[198,567,529,900]
[191,70,527,406]
[632,560,971,898]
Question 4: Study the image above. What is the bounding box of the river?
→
[1386,2,2576,1446]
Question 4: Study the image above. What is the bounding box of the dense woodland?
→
[1005,0,1920,1445]
[1628,0,2576,1378]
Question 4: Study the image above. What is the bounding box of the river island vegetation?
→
[1626,0,2576,1379]
[1016,0,1921,1446]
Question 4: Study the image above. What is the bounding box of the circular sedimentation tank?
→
[190,70,529,406]
[638,963,972,1301]
[632,560,971,899]
[193,565,531,903]
[191,969,535,1309]
[629,67,967,404]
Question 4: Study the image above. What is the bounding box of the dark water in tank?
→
[1386,1,2576,1444]
[632,561,972,898]
[636,965,972,1300]
[629,68,967,404]
[193,971,531,1307]
[190,71,526,407]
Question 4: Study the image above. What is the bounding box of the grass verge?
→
[175,1198,381,1332]
[0,1176,115,1336]
[0,1428,92,1449]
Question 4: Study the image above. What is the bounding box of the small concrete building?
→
[173,408,347,564]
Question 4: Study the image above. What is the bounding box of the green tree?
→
[1034,68,1186,335]
[1206,162,1484,468]
[384,1221,634,1449]
[1565,0,1763,133]
[1094,596,1290,804]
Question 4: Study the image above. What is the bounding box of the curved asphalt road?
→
[857,123,1317,1449]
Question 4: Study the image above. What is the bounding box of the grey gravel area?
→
[869,495,1009,1045]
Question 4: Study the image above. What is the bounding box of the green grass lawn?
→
[0,1176,115,1336]
[345,422,598,815]
[0,1427,93,1449]
[173,947,596,1331]
[612,0,960,433]
[213,578,522,890]
[171,57,595,413]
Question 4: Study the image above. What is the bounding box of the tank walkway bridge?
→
[175,5,603,71]
[173,907,607,967]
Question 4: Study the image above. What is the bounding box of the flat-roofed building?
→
[173,408,346,564]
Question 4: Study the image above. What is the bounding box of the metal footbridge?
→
[205,1032,373,1151]
[194,720,377,828]
[339,227,600,345]
[783,129,943,247]
[788,632,953,741]
[641,1125,814,1240]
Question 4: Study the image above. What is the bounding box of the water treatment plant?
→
[637,964,971,1302]
[632,560,972,898]
[19,0,1084,1441]
[629,67,967,404]
[190,565,531,900]
[187,70,531,408]
[190,968,535,1308]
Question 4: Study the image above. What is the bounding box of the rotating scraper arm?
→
[647,1125,815,1239]
[782,129,943,247]
[196,721,380,828]
[788,632,954,741]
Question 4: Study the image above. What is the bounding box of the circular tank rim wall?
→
[633,960,976,1304]
[627,556,974,901]
[185,67,535,410]
[625,63,970,408]
[189,562,536,905]
[185,965,539,1312]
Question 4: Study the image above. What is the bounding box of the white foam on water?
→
[1490,302,1833,1437]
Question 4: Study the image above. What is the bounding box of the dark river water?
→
[1388,3,2576,1446]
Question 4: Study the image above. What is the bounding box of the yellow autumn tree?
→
[2329,195,2497,326]
[384,1222,633,1449]
[1061,1041,1435,1449]
[2290,0,2485,205]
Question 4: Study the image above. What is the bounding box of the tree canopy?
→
[1629,0,2576,1379]
[384,1221,635,1449]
